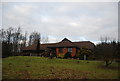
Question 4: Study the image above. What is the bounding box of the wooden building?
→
[21,38,95,58]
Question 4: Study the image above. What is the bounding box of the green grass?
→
[2,56,119,79]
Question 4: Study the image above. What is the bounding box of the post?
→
[84,54,86,60]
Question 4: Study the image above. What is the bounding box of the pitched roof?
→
[21,43,57,51]
[21,38,95,51]
[48,38,77,48]
[74,41,95,49]
[22,44,37,51]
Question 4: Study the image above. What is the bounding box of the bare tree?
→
[22,32,27,47]
[95,36,117,67]
[100,36,110,43]
[6,27,14,44]
[0,28,6,42]
[1,27,27,57]
[12,27,22,53]
[41,35,49,43]
[29,32,41,45]
[28,32,41,56]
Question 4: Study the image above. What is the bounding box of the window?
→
[59,48,63,53]
[68,48,72,52]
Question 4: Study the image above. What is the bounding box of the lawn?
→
[2,56,119,79]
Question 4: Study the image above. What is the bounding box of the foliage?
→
[28,32,41,46]
[0,27,27,57]
[49,51,57,59]
[57,54,65,58]
[95,41,118,67]
[36,39,41,55]
[75,47,94,60]
[81,48,92,55]
[64,52,71,58]
[0,27,49,58]
[2,42,13,58]
[80,47,93,60]
[116,42,120,62]
[73,52,80,59]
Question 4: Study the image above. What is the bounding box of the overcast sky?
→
[1,2,118,44]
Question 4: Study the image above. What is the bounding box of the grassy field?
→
[2,56,119,79]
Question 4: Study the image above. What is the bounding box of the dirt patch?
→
[16,70,31,79]
[98,65,118,70]
[47,67,90,79]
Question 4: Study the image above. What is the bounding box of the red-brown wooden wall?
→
[56,48,76,57]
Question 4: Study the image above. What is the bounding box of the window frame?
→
[68,48,72,52]
[59,48,63,53]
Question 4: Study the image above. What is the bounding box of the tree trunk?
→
[36,39,40,56]
[105,60,109,67]
[105,60,113,67]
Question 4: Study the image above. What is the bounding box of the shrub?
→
[64,52,71,59]
[73,52,80,59]
[57,54,64,58]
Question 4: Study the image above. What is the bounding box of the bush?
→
[57,54,64,58]
[73,52,80,59]
[64,52,71,59]
[2,42,13,58]
[79,54,84,60]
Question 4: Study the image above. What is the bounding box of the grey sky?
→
[1,2,118,44]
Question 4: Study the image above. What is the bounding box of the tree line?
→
[0,27,49,58]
